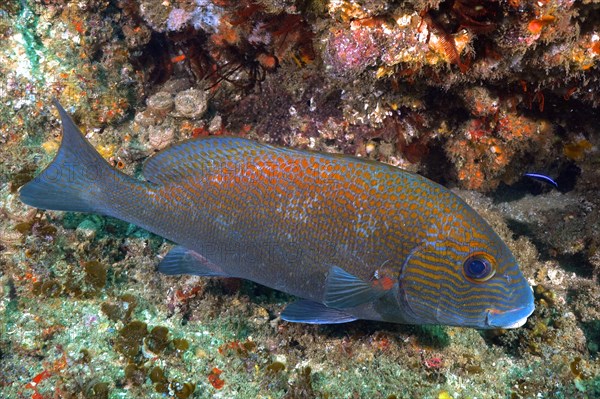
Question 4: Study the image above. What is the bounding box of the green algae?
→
[172,337,190,355]
[412,325,451,349]
[79,348,92,364]
[114,320,147,359]
[101,294,137,322]
[145,325,170,354]
[13,215,58,240]
[86,382,109,399]
[171,381,195,399]
[124,362,147,386]
[83,261,107,291]
[580,375,600,398]
[581,320,600,355]
[266,361,285,374]
[9,164,36,193]
[40,279,62,297]
[149,366,167,384]
[14,0,43,81]
[285,366,316,399]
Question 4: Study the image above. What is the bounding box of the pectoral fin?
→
[324,266,388,309]
[158,246,230,277]
[281,300,358,324]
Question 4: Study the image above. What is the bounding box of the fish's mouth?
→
[485,302,535,329]
[484,286,535,329]
[487,310,530,329]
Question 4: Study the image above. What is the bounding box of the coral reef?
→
[1,0,600,398]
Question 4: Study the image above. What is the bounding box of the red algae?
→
[208,367,225,390]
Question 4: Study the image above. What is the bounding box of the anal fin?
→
[281,300,357,324]
[158,246,229,277]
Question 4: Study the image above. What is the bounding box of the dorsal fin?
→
[142,136,405,184]
[142,137,289,184]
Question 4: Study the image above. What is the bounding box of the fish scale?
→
[19,101,535,328]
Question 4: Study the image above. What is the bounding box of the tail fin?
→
[19,100,117,214]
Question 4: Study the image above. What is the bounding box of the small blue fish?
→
[524,173,558,188]
[19,101,535,329]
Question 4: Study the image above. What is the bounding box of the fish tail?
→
[19,100,123,215]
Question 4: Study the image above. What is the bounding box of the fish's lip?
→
[485,302,535,329]
[496,313,529,329]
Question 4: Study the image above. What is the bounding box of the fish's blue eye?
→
[469,259,486,276]
[463,254,495,283]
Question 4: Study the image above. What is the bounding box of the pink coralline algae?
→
[326,22,382,76]
[444,87,554,191]
[324,12,473,80]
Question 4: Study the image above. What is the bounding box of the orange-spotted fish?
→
[20,101,534,328]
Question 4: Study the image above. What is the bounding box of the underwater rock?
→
[76,217,102,240]
[174,88,207,119]
[148,126,175,150]
[146,91,174,117]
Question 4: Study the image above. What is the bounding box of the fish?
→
[524,173,558,188]
[19,100,535,329]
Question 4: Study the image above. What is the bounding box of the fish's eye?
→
[463,253,495,283]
